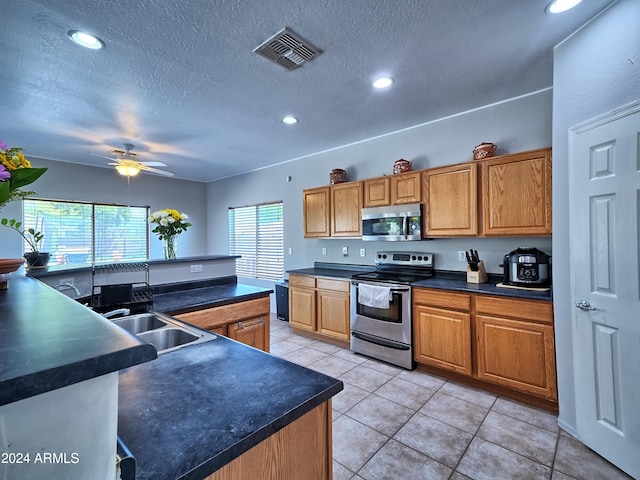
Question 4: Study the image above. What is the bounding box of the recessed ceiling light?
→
[373,77,394,89]
[545,0,583,14]
[282,116,298,125]
[68,30,105,50]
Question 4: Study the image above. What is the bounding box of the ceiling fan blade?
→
[89,152,116,161]
[139,161,167,167]
[140,166,175,177]
[108,162,120,166]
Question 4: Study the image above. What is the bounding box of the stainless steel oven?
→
[350,251,433,370]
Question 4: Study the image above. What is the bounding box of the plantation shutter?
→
[228,202,284,280]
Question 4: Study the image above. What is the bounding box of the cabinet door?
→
[481,147,552,236]
[423,163,478,236]
[317,287,350,341]
[227,316,268,352]
[289,287,316,331]
[303,187,331,238]
[363,177,391,207]
[413,304,472,375]
[391,171,422,204]
[476,315,557,400]
[331,181,363,237]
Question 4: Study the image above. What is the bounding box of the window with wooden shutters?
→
[22,199,148,264]
[228,202,284,280]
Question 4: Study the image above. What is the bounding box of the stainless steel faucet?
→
[53,283,81,297]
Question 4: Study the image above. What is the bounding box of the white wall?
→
[0,159,208,260]
[207,90,554,284]
[552,0,640,434]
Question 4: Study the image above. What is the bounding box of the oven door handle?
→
[351,281,410,293]
[351,331,411,350]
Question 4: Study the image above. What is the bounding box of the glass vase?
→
[163,234,178,260]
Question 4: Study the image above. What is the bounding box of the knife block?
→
[467,261,488,284]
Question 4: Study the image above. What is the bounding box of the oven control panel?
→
[375,251,433,267]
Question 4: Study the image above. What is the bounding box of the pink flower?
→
[0,164,10,181]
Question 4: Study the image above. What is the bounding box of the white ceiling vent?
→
[254,27,322,71]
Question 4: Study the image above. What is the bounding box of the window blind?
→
[23,199,148,265]
[228,202,284,280]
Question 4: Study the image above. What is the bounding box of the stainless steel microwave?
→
[361,203,422,241]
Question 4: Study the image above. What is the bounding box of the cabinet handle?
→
[238,317,265,329]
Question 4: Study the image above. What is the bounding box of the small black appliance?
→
[502,247,551,287]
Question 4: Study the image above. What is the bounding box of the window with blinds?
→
[228,202,284,280]
[23,199,149,265]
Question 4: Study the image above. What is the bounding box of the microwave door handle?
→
[403,213,408,240]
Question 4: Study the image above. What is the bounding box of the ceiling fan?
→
[90,143,175,177]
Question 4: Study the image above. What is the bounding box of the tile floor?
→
[269,316,633,480]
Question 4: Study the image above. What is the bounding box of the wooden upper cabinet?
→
[391,171,422,204]
[303,187,330,238]
[480,147,552,236]
[363,177,391,207]
[331,181,363,237]
[423,163,478,237]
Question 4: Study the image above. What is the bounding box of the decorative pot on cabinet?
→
[330,169,347,184]
[393,159,412,174]
[473,142,497,160]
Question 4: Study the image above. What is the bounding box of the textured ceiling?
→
[1,0,614,182]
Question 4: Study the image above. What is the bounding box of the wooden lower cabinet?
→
[413,288,557,403]
[174,296,270,352]
[413,289,472,375]
[205,401,332,480]
[475,296,557,401]
[289,275,350,342]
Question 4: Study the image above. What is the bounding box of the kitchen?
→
[1,0,639,479]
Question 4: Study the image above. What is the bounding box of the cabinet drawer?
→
[174,309,227,330]
[317,278,350,293]
[475,296,553,324]
[413,288,471,311]
[289,275,316,288]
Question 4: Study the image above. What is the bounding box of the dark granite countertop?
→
[117,335,343,480]
[287,262,373,280]
[0,276,157,406]
[152,281,273,315]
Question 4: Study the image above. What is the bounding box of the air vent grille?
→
[254,28,321,71]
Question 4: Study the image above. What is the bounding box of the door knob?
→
[576,300,596,311]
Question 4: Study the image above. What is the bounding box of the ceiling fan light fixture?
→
[68,30,105,50]
[282,116,298,125]
[116,165,140,177]
[373,77,394,89]
[545,0,583,14]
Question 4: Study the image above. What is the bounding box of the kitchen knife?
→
[467,250,478,271]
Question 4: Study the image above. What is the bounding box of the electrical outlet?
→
[322,247,327,256]
[360,248,366,257]
[458,251,466,262]
[342,246,348,256]
[190,264,203,273]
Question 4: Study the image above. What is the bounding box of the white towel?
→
[358,284,392,309]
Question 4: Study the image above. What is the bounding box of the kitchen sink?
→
[112,314,168,334]
[111,311,216,354]
[137,328,200,352]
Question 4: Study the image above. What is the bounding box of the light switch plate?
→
[190,264,203,273]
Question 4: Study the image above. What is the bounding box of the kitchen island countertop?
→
[118,334,343,480]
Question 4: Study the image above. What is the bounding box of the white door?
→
[569,101,640,479]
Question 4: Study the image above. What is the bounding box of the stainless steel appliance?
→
[361,203,422,241]
[350,251,434,369]
[502,247,551,287]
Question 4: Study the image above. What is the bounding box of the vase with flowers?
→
[149,209,191,260]
[0,138,48,282]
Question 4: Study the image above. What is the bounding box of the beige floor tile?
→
[287,334,318,346]
[269,339,303,356]
[393,412,472,468]
[492,397,559,432]
[456,437,552,480]
[477,411,557,466]
[374,377,435,411]
[420,392,489,434]
[340,365,394,392]
[360,358,404,376]
[395,369,447,391]
[439,381,497,409]
[333,460,355,480]
[307,354,360,377]
[358,439,452,480]
[280,346,328,366]
[551,470,578,480]
[345,394,414,436]
[332,383,371,414]
[333,416,388,473]
[554,435,633,480]
[449,472,473,480]
[333,348,369,364]
[309,340,343,354]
